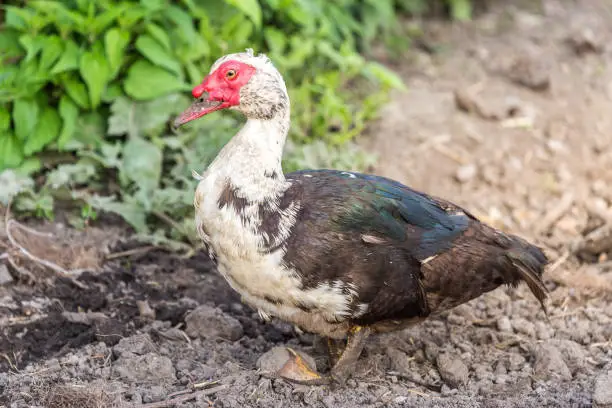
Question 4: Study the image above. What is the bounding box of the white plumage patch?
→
[193,116,360,337]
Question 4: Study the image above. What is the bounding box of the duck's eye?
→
[226,69,237,80]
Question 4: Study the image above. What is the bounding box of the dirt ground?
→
[2,0,612,407]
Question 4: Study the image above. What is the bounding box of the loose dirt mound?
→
[2,1,612,407]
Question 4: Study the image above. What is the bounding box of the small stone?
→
[256,346,317,376]
[507,353,526,371]
[137,300,156,320]
[184,305,243,341]
[437,353,469,388]
[112,334,155,358]
[512,318,536,338]
[424,341,440,362]
[494,360,507,376]
[441,383,458,396]
[593,365,612,408]
[497,316,513,333]
[0,264,13,285]
[455,164,477,183]
[505,55,550,92]
[175,359,191,372]
[547,339,587,375]
[473,363,493,381]
[386,347,413,374]
[113,353,176,383]
[142,385,166,403]
[567,27,605,55]
[533,343,571,381]
[535,321,553,340]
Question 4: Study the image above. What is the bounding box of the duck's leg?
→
[330,326,371,384]
[327,338,346,368]
[276,326,371,386]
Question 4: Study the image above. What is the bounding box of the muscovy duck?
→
[173,49,548,385]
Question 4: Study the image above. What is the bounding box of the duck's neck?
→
[210,109,290,200]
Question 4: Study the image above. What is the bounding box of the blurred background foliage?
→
[0,0,472,250]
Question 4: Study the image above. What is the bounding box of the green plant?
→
[0,0,468,249]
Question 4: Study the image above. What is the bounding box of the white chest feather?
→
[193,172,357,338]
[191,118,361,338]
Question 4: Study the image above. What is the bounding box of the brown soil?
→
[2,1,612,407]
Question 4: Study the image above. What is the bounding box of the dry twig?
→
[2,201,91,284]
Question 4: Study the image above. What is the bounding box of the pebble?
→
[386,347,413,374]
[424,341,440,362]
[0,264,13,285]
[437,353,469,388]
[505,54,551,92]
[548,339,587,375]
[142,385,166,403]
[112,334,155,358]
[507,353,527,371]
[497,316,513,332]
[594,365,612,408]
[533,343,572,381]
[512,317,536,338]
[136,300,156,320]
[112,353,176,383]
[535,321,553,340]
[455,164,477,183]
[567,27,605,55]
[184,305,244,341]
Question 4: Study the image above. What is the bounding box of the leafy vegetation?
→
[0,0,471,249]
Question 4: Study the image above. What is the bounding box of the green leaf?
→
[448,0,472,21]
[69,112,105,149]
[62,75,90,109]
[16,158,42,176]
[57,95,79,149]
[224,0,262,28]
[0,30,24,60]
[39,35,63,71]
[5,6,34,31]
[91,5,129,35]
[184,60,201,85]
[45,161,97,189]
[24,107,61,155]
[121,136,162,195]
[87,194,148,233]
[18,34,44,63]
[164,6,196,40]
[14,192,54,220]
[108,94,188,137]
[104,28,131,79]
[0,169,33,204]
[141,0,166,12]
[79,48,110,109]
[124,60,188,100]
[264,28,287,54]
[364,62,406,90]
[146,23,171,50]
[102,82,124,102]
[13,99,39,141]
[135,35,182,75]
[0,134,24,171]
[0,107,10,131]
[50,41,80,75]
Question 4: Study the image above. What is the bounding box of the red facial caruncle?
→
[173,60,257,128]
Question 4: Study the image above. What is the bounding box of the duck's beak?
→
[173,94,226,128]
